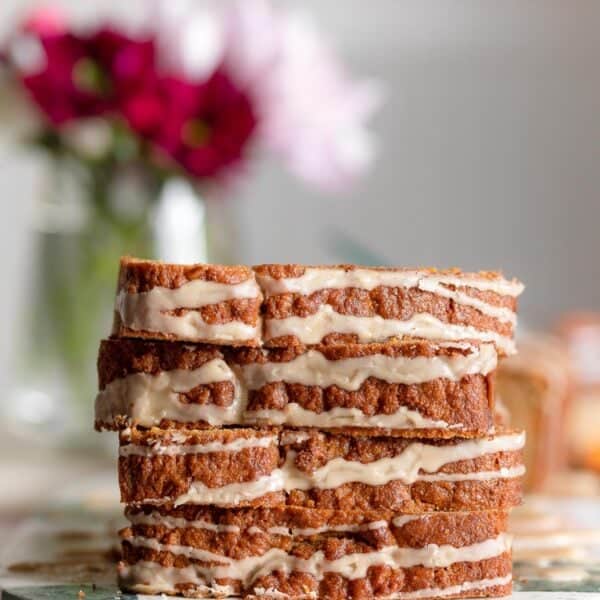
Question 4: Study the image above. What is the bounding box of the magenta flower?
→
[141,69,258,179]
[16,31,105,124]
[5,1,380,188]
[91,29,155,99]
[8,8,156,126]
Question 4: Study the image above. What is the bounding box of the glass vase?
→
[6,156,208,445]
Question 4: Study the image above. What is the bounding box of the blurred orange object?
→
[584,447,600,472]
[558,313,600,472]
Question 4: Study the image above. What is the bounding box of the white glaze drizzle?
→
[279,432,524,489]
[289,520,389,537]
[124,533,511,582]
[391,515,423,528]
[256,268,523,296]
[122,308,258,343]
[244,405,453,430]
[264,306,516,354]
[265,526,291,536]
[120,560,235,597]
[127,510,392,538]
[170,472,284,507]
[418,278,516,324]
[116,277,260,343]
[119,435,276,457]
[117,277,260,310]
[241,344,497,390]
[128,511,510,552]
[126,512,461,540]
[280,431,312,445]
[127,511,242,533]
[95,359,244,427]
[251,587,304,599]
[257,267,522,325]
[418,465,525,482]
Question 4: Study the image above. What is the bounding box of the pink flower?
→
[155,0,381,191]
[247,9,382,191]
[13,30,104,124]
[24,4,66,37]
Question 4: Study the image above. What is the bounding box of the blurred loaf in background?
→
[497,317,600,494]
[496,334,571,492]
[499,323,600,583]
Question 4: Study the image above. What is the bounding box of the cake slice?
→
[255,264,523,355]
[119,506,512,599]
[96,337,497,437]
[113,257,262,346]
[110,259,523,352]
[118,427,524,512]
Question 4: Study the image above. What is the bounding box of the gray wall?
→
[233,0,600,327]
[2,0,600,390]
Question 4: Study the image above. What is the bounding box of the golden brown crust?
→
[121,477,523,512]
[100,420,494,439]
[255,264,517,311]
[120,426,277,445]
[253,263,512,283]
[118,428,523,511]
[119,256,255,292]
[284,478,522,513]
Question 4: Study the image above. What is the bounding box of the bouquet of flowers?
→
[2,0,380,192]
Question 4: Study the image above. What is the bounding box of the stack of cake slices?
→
[95,257,525,600]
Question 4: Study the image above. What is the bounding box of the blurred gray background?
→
[1,0,600,391]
